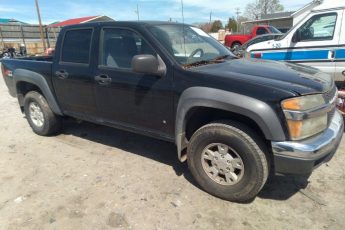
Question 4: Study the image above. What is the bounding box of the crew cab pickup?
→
[224,25,281,51]
[1,21,343,202]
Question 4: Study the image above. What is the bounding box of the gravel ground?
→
[0,70,344,230]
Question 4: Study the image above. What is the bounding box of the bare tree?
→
[198,23,212,33]
[244,0,284,20]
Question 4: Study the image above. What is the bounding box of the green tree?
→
[211,20,223,32]
[226,17,238,32]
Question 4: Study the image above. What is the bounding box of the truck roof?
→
[62,21,191,30]
[313,0,345,11]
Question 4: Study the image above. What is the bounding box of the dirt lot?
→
[0,72,344,230]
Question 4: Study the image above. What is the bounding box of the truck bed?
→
[1,56,53,97]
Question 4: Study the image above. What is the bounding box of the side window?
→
[256,28,268,35]
[100,28,155,69]
[61,29,92,64]
[298,13,337,41]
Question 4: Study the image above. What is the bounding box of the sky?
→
[0,0,311,25]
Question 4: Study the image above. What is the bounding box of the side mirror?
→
[131,54,166,77]
[292,29,301,43]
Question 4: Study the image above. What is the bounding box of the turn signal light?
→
[286,120,302,139]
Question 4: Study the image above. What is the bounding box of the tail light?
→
[1,64,13,77]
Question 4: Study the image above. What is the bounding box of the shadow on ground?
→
[61,119,308,202]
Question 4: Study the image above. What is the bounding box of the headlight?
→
[281,94,325,110]
[281,94,327,140]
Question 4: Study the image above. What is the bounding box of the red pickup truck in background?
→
[225,25,281,52]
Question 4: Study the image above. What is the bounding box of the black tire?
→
[23,91,62,136]
[187,121,269,202]
[231,42,242,55]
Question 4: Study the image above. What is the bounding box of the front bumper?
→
[272,110,344,175]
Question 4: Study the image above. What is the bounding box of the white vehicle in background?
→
[246,0,345,86]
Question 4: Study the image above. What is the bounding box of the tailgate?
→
[1,61,16,97]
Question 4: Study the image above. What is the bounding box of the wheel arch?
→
[231,41,242,47]
[14,69,63,115]
[175,87,286,161]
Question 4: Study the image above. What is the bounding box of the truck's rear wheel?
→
[24,91,62,136]
[187,121,269,202]
[231,42,242,55]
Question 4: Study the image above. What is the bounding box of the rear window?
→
[61,29,92,64]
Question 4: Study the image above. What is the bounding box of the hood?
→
[191,58,333,95]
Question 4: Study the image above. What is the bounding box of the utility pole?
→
[0,27,4,50]
[35,0,46,51]
[181,0,184,24]
[235,7,241,33]
[135,3,140,21]
[209,11,212,24]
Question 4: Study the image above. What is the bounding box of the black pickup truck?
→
[1,21,343,202]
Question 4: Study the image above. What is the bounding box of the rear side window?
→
[256,28,268,35]
[61,29,92,64]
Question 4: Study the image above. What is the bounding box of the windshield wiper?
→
[213,54,231,60]
[183,55,232,68]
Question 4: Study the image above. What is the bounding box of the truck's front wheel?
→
[24,91,62,136]
[187,121,269,202]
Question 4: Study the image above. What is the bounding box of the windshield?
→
[149,24,233,66]
[268,26,281,34]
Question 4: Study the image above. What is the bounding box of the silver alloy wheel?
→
[231,44,241,55]
[29,102,44,127]
[201,143,244,185]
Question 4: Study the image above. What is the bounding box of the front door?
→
[93,27,174,138]
[289,11,343,78]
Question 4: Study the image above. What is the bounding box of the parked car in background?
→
[246,0,345,115]
[1,21,343,202]
[246,0,345,85]
[224,25,281,53]
[236,33,282,57]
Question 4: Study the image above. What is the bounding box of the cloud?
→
[0,5,20,13]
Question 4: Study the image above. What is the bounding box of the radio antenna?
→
[181,0,185,24]
[181,0,187,60]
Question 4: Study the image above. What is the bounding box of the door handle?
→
[55,70,69,79]
[94,74,112,85]
[329,50,335,61]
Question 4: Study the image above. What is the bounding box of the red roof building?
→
[49,15,114,27]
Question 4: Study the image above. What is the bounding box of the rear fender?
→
[14,69,63,115]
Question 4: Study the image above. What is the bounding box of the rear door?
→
[93,27,174,138]
[289,11,342,78]
[52,27,98,117]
